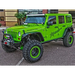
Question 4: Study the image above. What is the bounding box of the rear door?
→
[58,15,67,38]
[66,14,72,27]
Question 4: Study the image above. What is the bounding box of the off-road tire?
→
[63,32,74,47]
[1,43,16,52]
[23,40,43,62]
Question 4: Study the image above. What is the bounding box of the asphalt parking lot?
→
[0,30,75,65]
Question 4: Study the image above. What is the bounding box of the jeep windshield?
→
[24,16,45,24]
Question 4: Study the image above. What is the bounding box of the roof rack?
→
[27,14,45,16]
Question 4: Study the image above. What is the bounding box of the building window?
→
[0,7,3,11]
[18,7,43,14]
[0,17,4,21]
[48,7,58,13]
[38,9,42,14]
[19,7,23,11]
[58,16,64,24]
[50,9,58,13]
[69,11,75,19]
[48,9,50,13]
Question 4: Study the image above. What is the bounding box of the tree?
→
[21,12,26,24]
[15,12,26,25]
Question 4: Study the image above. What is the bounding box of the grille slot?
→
[8,31,17,38]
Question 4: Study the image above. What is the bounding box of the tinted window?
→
[58,16,64,24]
[66,15,71,23]
[25,16,45,24]
[48,16,56,24]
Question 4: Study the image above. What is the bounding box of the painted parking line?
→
[16,57,24,66]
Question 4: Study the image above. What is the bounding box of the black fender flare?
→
[22,33,29,40]
[21,32,44,41]
[63,27,73,37]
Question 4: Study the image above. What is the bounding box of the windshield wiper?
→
[24,22,39,26]
[31,23,39,26]
[23,22,31,26]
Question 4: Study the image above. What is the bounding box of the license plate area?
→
[3,34,14,46]
[4,40,10,45]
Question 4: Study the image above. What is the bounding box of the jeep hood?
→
[7,25,41,32]
[7,26,29,30]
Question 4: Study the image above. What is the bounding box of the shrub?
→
[0,23,2,27]
[15,23,18,26]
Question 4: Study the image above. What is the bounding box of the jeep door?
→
[46,15,59,41]
[57,15,67,38]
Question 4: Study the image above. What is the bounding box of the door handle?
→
[63,25,65,27]
[47,26,49,28]
[55,26,58,28]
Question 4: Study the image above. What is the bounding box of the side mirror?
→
[47,21,53,26]
[23,22,27,25]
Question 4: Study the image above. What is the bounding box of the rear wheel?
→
[63,32,74,47]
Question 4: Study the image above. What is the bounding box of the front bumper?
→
[1,34,21,48]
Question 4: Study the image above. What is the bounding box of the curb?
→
[0,27,6,30]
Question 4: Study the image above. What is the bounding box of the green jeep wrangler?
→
[1,13,74,62]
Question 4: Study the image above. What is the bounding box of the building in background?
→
[0,9,18,27]
[0,9,75,27]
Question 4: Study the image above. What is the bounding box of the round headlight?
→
[18,32,21,36]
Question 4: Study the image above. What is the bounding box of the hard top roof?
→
[27,13,71,16]
[45,13,71,15]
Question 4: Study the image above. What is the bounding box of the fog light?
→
[5,42,7,44]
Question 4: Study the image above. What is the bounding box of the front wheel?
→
[23,40,43,62]
[63,32,74,47]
